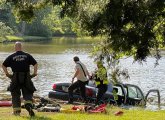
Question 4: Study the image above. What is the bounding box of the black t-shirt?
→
[3,51,37,72]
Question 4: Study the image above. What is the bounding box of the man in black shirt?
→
[2,42,38,117]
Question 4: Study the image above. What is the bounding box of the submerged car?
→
[48,82,108,102]
[48,82,160,106]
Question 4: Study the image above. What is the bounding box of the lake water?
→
[0,37,164,110]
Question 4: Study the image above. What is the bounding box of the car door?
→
[125,84,146,106]
[113,83,127,105]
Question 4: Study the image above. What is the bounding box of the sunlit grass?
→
[5,35,49,42]
[0,105,165,120]
[0,36,23,42]
[4,35,107,43]
[6,36,23,41]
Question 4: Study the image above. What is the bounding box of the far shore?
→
[0,35,51,43]
[0,35,102,43]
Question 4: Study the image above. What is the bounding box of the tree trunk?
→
[20,21,26,36]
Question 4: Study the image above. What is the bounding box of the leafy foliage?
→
[80,0,165,63]
[4,0,77,22]
[8,1,35,22]
[42,6,76,35]
[0,22,14,40]
[24,7,52,37]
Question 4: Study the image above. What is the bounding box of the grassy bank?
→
[1,35,101,43]
[0,36,50,43]
[0,105,164,120]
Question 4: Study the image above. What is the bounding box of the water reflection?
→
[119,57,165,100]
[0,37,97,54]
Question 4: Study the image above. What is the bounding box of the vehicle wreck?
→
[48,82,160,106]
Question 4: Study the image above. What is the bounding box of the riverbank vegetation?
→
[2,35,101,43]
[0,105,164,120]
[0,35,50,43]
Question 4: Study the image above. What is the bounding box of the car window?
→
[113,86,124,96]
[62,86,68,92]
[128,87,137,98]
[127,86,143,99]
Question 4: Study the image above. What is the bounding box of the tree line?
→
[0,3,80,40]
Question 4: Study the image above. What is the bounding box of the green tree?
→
[83,0,165,63]
[0,7,52,37]
[24,6,52,37]
[42,6,76,36]
[0,22,14,41]
[0,3,16,29]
